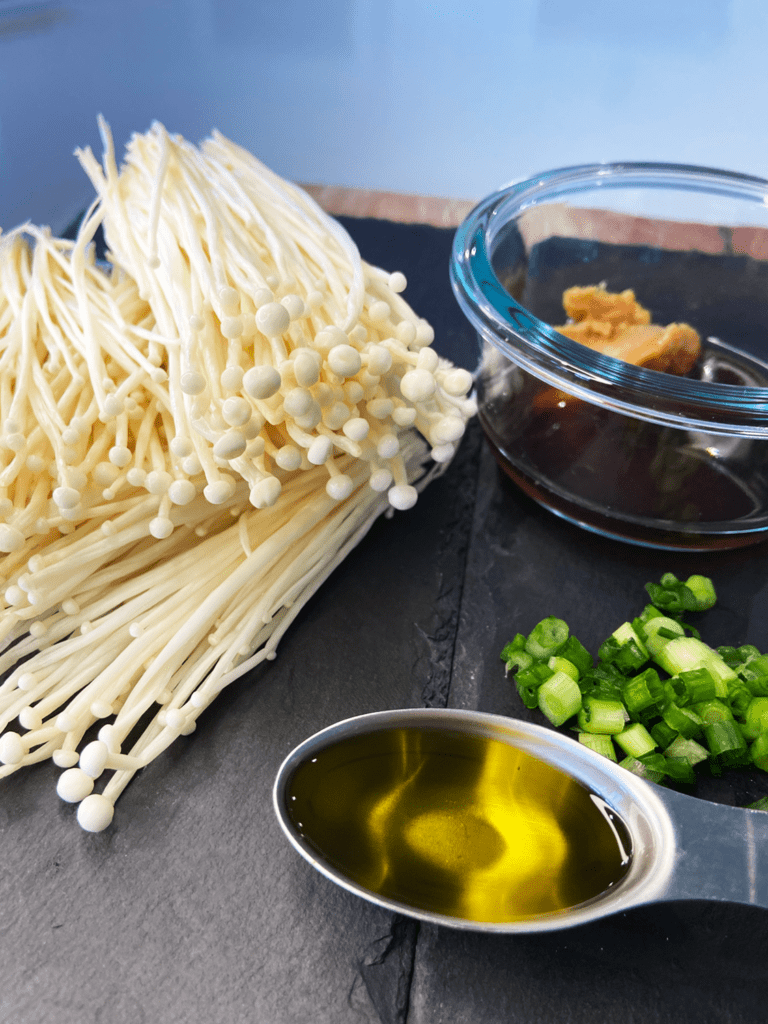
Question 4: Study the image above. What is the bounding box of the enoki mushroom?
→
[0,120,475,830]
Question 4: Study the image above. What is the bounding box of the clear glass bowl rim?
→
[450,161,768,438]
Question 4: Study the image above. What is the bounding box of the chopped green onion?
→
[577,696,628,735]
[703,720,749,766]
[717,645,744,669]
[500,634,534,674]
[751,732,768,772]
[525,617,569,661]
[580,662,625,703]
[645,572,716,617]
[537,671,582,727]
[641,616,686,658]
[632,604,664,634]
[683,574,717,610]
[599,622,649,674]
[676,667,717,705]
[615,722,657,759]
[738,644,762,662]
[665,735,709,766]
[743,698,768,741]
[578,732,617,761]
[619,755,664,783]
[654,636,735,698]
[661,702,703,740]
[558,635,594,676]
[737,653,768,696]
[729,681,754,720]
[500,572,768,790]
[548,655,580,682]
[516,662,554,688]
[692,698,733,724]
[514,661,553,709]
[515,677,541,710]
[621,667,663,714]
[651,721,679,749]
[661,678,685,705]
[639,752,696,785]
[658,626,682,640]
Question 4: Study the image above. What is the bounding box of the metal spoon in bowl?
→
[273,708,768,934]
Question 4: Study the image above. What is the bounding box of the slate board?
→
[2,217,768,1024]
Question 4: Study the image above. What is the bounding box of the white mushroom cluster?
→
[0,121,475,831]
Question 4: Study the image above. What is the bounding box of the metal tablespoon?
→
[273,708,768,934]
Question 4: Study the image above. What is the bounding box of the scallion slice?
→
[537,671,582,727]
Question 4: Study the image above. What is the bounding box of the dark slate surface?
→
[3,218,768,1023]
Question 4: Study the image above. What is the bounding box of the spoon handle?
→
[653,785,768,909]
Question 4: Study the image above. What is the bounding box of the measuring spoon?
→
[273,707,768,933]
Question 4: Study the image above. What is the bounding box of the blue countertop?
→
[1,0,767,231]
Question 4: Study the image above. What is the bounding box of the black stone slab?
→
[428,439,768,1024]
[3,216,768,1024]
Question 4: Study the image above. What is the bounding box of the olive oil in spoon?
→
[283,724,631,924]
[275,709,768,933]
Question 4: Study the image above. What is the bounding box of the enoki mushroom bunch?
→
[0,120,475,831]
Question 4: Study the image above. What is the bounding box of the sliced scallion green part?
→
[615,722,657,759]
[654,636,735,698]
[743,698,768,741]
[578,732,617,761]
[738,644,761,662]
[514,662,555,709]
[683,575,717,610]
[676,667,717,705]
[516,662,554,688]
[729,681,754,719]
[548,655,580,682]
[558,635,593,676]
[703,720,749,765]
[750,733,768,773]
[500,634,534,674]
[621,667,663,714]
[577,696,628,735]
[598,622,649,674]
[525,617,569,661]
[661,702,703,740]
[664,735,709,766]
[639,752,696,785]
[537,671,582,727]
[692,698,733,724]
[651,721,679,749]
[738,653,768,696]
[619,754,664,783]
[515,677,541,710]
[717,645,744,669]
[641,616,686,658]
[580,662,625,703]
[500,572,768,791]
[645,573,716,616]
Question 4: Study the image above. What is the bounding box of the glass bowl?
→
[450,162,768,550]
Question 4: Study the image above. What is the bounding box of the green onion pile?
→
[501,573,768,788]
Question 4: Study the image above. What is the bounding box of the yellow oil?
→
[286,726,632,924]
